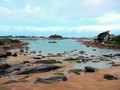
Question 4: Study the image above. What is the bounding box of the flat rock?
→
[104,74,118,80]
[34,75,67,84]
[34,60,62,64]
[16,65,62,75]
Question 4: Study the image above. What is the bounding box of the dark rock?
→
[34,75,67,84]
[0,52,7,58]
[33,57,41,59]
[92,49,96,51]
[23,61,30,64]
[114,54,120,57]
[79,51,86,54]
[104,74,118,80]
[103,54,113,58]
[5,51,12,56]
[16,65,62,75]
[112,63,120,67]
[41,56,46,58]
[56,53,62,57]
[12,53,17,57]
[34,60,62,64]
[97,31,110,43]
[85,66,96,72]
[0,63,11,70]
[0,70,8,75]
[63,57,79,61]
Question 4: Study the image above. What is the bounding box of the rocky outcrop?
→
[97,31,110,43]
[16,65,62,75]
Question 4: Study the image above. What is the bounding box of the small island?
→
[48,34,63,39]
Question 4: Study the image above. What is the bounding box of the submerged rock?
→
[16,65,62,75]
[34,60,62,64]
[104,74,118,80]
[85,66,96,72]
[34,75,67,84]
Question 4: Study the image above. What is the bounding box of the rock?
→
[79,51,86,54]
[92,49,96,51]
[92,60,100,63]
[54,71,64,75]
[34,60,62,64]
[56,53,62,57]
[114,54,120,57]
[69,69,83,75]
[33,57,41,59]
[16,65,62,75]
[112,63,120,66]
[0,52,7,58]
[0,63,11,70]
[23,61,30,64]
[63,57,79,61]
[34,75,67,84]
[12,53,17,57]
[0,79,29,85]
[97,31,110,43]
[85,66,96,72]
[103,54,113,58]
[0,70,8,75]
[5,51,12,56]
[41,56,46,58]
[104,74,118,80]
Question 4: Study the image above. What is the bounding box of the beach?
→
[0,53,120,90]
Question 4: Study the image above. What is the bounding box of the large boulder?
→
[34,75,67,84]
[97,31,110,43]
[16,65,62,75]
[85,66,96,72]
[104,74,118,80]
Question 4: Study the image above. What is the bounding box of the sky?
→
[0,0,120,37]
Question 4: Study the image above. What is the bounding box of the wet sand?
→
[0,55,120,90]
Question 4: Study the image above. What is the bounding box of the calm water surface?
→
[24,39,120,69]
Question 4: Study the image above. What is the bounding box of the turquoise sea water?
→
[26,39,119,56]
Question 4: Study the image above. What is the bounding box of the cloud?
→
[97,12,120,24]
[0,24,120,33]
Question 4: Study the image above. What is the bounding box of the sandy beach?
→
[0,54,120,90]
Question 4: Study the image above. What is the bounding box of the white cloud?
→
[97,13,120,24]
[0,24,120,33]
